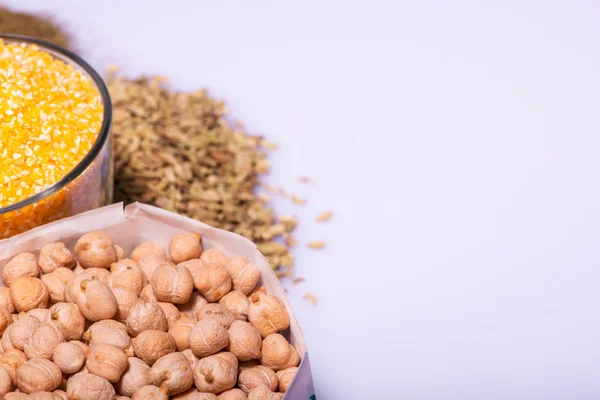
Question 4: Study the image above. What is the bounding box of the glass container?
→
[0,34,113,239]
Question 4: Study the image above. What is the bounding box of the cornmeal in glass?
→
[0,39,111,238]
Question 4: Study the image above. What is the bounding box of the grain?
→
[291,195,307,206]
[307,241,326,249]
[302,293,318,306]
[316,211,333,222]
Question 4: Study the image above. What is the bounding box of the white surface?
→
[5,1,600,399]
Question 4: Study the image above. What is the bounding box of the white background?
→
[5,1,600,399]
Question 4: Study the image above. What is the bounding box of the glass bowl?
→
[0,34,113,239]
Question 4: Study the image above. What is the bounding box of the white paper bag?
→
[0,202,316,399]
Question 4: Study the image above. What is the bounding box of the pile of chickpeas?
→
[0,231,298,399]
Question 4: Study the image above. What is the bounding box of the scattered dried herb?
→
[316,211,333,222]
[291,195,307,206]
[298,176,314,184]
[108,74,296,274]
[307,241,326,249]
[0,6,70,48]
[302,293,318,306]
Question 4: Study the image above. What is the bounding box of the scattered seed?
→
[302,293,318,306]
[257,193,272,203]
[292,277,305,285]
[278,187,286,196]
[316,211,333,222]
[298,176,314,184]
[291,195,307,206]
[308,241,326,249]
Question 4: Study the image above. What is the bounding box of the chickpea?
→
[178,259,203,279]
[139,253,171,281]
[131,242,165,262]
[193,352,237,394]
[151,264,194,304]
[54,391,69,400]
[24,323,65,359]
[38,243,75,274]
[86,343,128,382]
[83,322,132,355]
[2,315,40,351]
[227,321,261,361]
[111,258,140,273]
[85,319,128,332]
[276,367,297,392]
[218,388,247,400]
[169,233,202,264]
[259,334,299,371]
[115,245,126,261]
[140,284,158,303]
[115,357,151,397]
[116,396,132,400]
[247,293,289,338]
[157,302,181,328]
[109,265,146,296]
[0,305,11,336]
[74,231,117,269]
[238,366,278,393]
[4,393,28,400]
[200,250,228,265]
[52,342,85,374]
[188,317,229,358]
[181,349,200,371]
[2,253,39,287]
[196,304,235,329]
[174,390,219,400]
[131,385,168,400]
[177,291,208,319]
[0,365,10,396]
[112,287,139,323]
[193,263,231,302]
[219,291,250,321]
[41,267,75,303]
[66,372,115,400]
[0,349,26,386]
[80,267,110,283]
[127,300,168,336]
[132,330,176,366]
[0,287,15,313]
[65,275,117,321]
[26,392,63,400]
[45,303,85,341]
[69,340,90,358]
[224,257,260,296]
[150,352,193,395]
[16,358,62,393]
[26,308,49,322]
[247,385,283,400]
[168,316,196,351]
[9,277,48,312]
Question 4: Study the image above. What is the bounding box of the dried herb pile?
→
[108,75,296,275]
[0,6,70,48]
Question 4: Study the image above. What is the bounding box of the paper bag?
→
[0,202,316,399]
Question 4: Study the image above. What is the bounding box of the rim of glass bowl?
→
[0,34,113,215]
